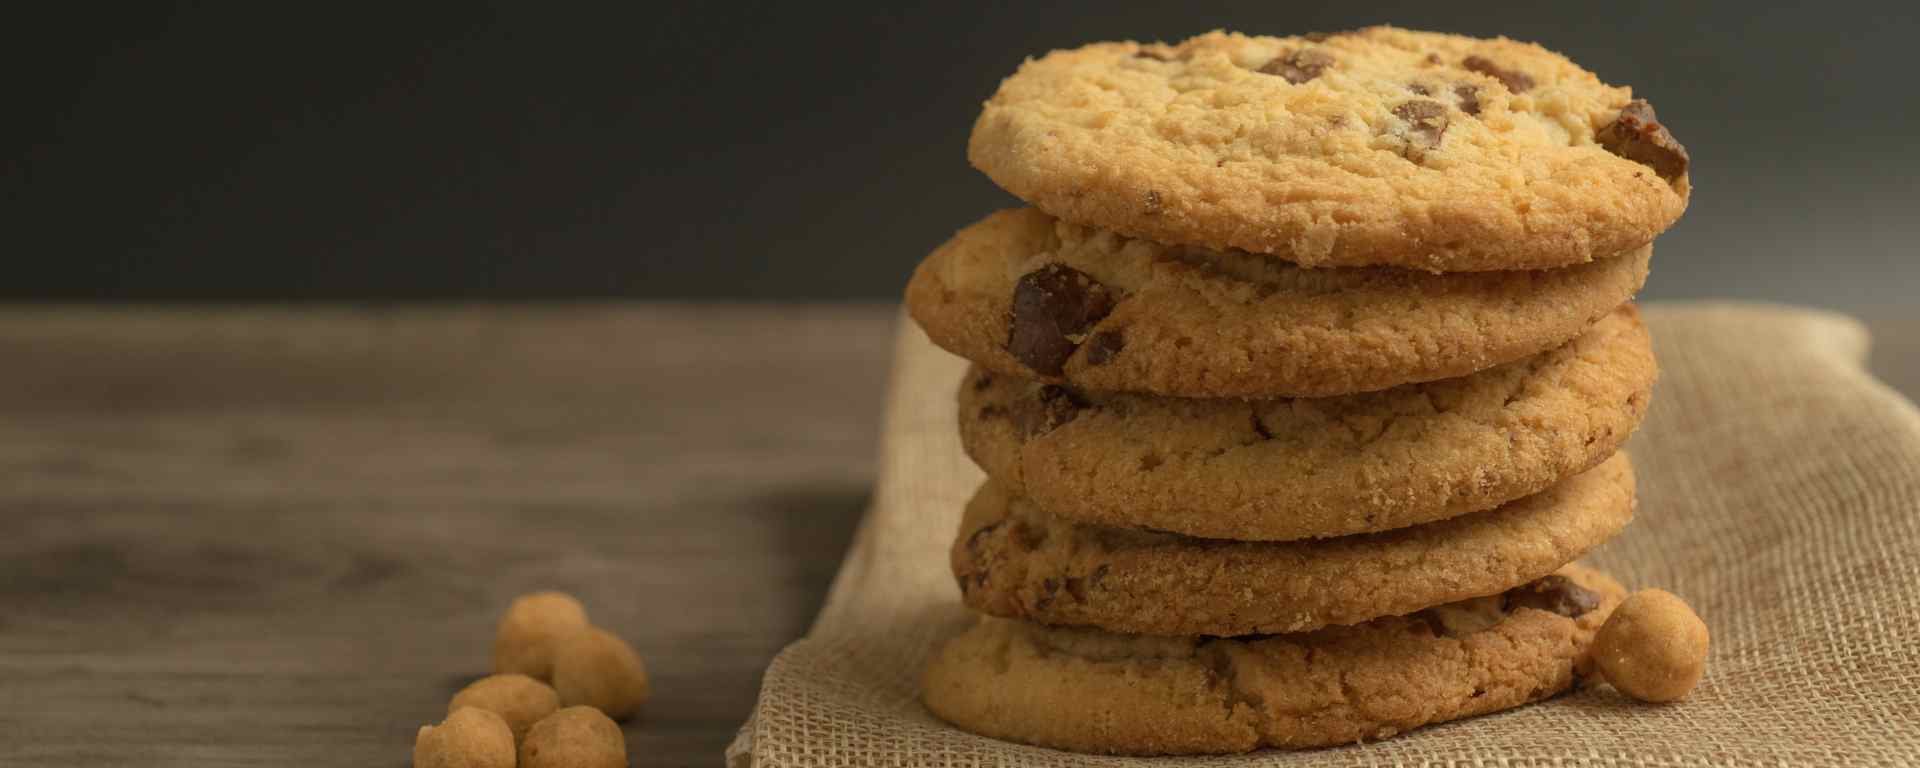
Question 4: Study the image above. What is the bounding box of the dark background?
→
[7,2,1916,308]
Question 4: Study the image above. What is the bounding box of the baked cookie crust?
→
[970,27,1690,272]
[907,208,1649,398]
[954,453,1633,636]
[924,565,1625,754]
[959,304,1654,540]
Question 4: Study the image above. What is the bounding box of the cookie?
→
[969,27,1689,272]
[923,564,1625,755]
[907,208,1649,398]
[959,304,1653,541]
[954,453,1632,636]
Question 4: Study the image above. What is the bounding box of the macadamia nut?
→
[450,673,561,742]
[493,591,590,680]
[552,627,651,720]
[414,707,515,768]
[520,706,627,768]
[1593,588,1710,702]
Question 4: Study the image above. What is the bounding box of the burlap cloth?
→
[728,302,1920,767]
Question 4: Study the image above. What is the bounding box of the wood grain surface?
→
[0,303,1911,767]
[0,305,896,767]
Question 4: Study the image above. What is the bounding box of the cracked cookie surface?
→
[959,304,1653,540]
[954,453,1632,636]
[908,208,1649,398]
[970,26,1690,272]
[923,564,1624,754]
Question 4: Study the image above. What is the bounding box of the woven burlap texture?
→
[730,302,1920,767]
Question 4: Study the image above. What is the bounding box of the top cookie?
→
[970,27,1690,272]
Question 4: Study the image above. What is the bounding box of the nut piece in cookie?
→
[552,627,651,720]
[414,707,515,768]
[493,591,590,680]
[448,673,561,742]
[1593,589,1710,702]
[520,706,627,768]
[1597,99,1689,182]
[1006,263,1114,375]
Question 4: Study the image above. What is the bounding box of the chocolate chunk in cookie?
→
[1033,577,1061,611]
[1084,330,1124,366]
[1007,264,1115,375]
[1011,385,1087,437]
[1597,99,1690,182]
[1393,100,1450,150]
[1504,574,1602,617]
[1463,55,1534,92]
[1454,84,1482,115]
[1258,49,1334,84]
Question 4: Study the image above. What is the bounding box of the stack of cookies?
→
[906,27,1694,754]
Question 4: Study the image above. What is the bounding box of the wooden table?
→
[0,304,1912,766]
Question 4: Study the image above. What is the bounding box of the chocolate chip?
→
[1412,610,1451,637]
[1133,49,1173,61]
[1010,520,1046,550]
[1423,53,1442,66]
[1407,83,1432,96]
[1063,576,1088,602]
[1462,56,1534,93]
[1090,563,1110,586]
[971,371,994,392]
[1007,264,1115,375]
[1454,84,1482,116]
[1392,99,1450,150]
[1503,575,1602,618]
[1258,49,1334,84]
[1085,330,1124,366]
[1597,99,1690,182]
[965,520,1005,552]
[1249,410,1273,440]
[1012,384,1087,437]
[1034,578,1061,612]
